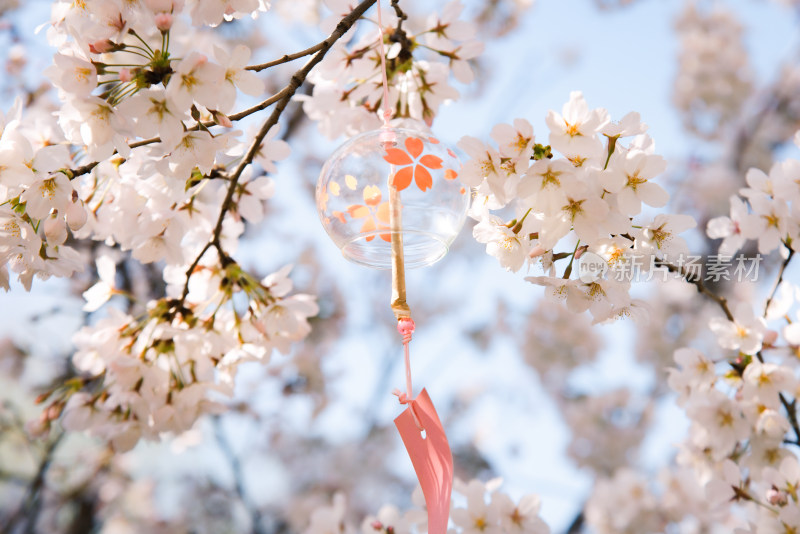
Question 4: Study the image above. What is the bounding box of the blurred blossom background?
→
[1,1,800,533]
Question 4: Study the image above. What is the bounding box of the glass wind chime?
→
[315,3,469,532]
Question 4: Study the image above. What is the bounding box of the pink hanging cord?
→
[376,0,419,430]
[375,0,393,128]
[393,317,423,430]
[398,317,415,399]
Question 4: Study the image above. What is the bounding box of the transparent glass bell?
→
[317,127,469,269]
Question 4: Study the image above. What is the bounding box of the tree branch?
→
[212,417,266,534]
[565,510,584,534]
[245,42,326,72]
[663,260,735,321]
[178,0,378,305]
[68,89,291,180]
[780,393,800,448]
[764,248,794,316]
[0,433,63,534]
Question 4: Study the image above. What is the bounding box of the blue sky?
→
[2,0,799,531]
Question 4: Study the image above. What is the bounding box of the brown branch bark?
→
[245,42,326,72]
[0,433,63,534]
[764,248,794,316]
[663,261,735,321]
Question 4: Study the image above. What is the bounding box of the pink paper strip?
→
[394,388,453,534]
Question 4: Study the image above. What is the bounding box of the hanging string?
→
[376,0,393,128]
[376,0,421,429]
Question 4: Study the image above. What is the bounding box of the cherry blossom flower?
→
[708,302,767,355]
[473,214,532,272]
[46,52,98,97]
[668,347,717,404]
[601,148,668,216]
[166,52,225,111]
[741,360,796,409]
[707,196,750,257]
[214,44,265,113]
[741,195,791,254]
[540,179,609,248]
[490,118,535,159]
[686,390,751,459]
[82,254,118,312]
[633,213,697,262]
[545,91,609,157]
[457,135,503,188]
[118,89,188,150]
[518,158,575,214]
[187,0,269,27]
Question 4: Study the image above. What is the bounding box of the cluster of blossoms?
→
[582,141,800,531]
[304,478,549,534]
[672,3,753,139]
[300,0,483,138]
[561,389,652,476]
[457,91,696,323]
[2,0,276,289]
[707,136,800,257]
[458,83,800,531]
[650,145,800,532]
[42,263,318,451]
[584,466,745,533]
[587,320,800,534]
[0,100,84,290]
[0,0,335,450]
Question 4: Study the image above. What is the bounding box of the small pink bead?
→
[155,12,173,31]
[90,39,114,54]
[379,128,396,145]
[397,317,415,336]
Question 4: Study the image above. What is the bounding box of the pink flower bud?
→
[44,216,68,246]
[119,68,133,83]
[155,12,173,31]
[25,417,50,439]
[528,244,546,258]
[766,488,787,506]
[89,39,115,54]
[763,329,778,347]
[66,200,88,231]
[212,110,233,128]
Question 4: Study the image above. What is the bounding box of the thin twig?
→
[245,42,326,72]
[565,510,584,534]
[663,261,735,321]
[780,393,800,448]
[0,433,63,534]
[212,417,266,534]
[764,248,794,316]
[68,90,290,180]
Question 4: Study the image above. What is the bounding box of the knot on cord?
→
[393,388,411,404]
[397,317,415,344]
[393,388,423,431]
